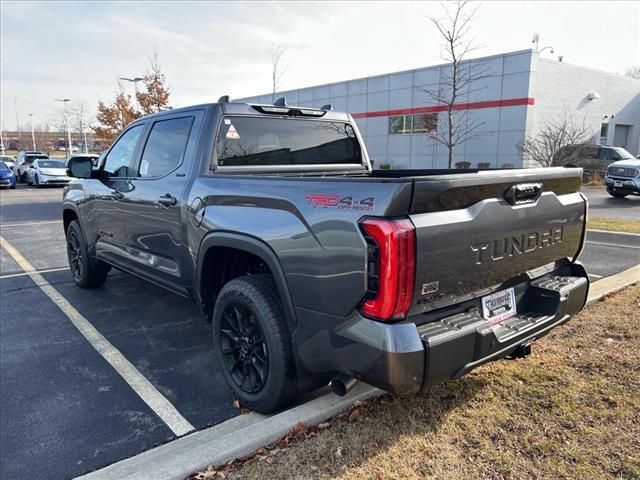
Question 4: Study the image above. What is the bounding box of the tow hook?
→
[331,374,358,396]
[506,342,532,360]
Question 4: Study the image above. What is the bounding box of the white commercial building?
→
[239,49,640,169]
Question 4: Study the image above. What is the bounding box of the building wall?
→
[530,58,640,156]
[239,50,535,169]
[238,49,640,169]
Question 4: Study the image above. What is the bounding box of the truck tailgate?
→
[408,168,586,313]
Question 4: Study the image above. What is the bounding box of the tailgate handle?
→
[504,183,542,205]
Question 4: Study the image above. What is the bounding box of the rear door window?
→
[138,117,194,177]
[103,125,144,177]
[216,116,362,167]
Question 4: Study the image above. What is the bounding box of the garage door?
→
[613,124,630,148]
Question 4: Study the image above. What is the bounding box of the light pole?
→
[28,113,36,150]
[55,98,72,157]
[120,77,144,111]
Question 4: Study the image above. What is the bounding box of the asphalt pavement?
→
[0,184,638,480]
[581,186,640,220]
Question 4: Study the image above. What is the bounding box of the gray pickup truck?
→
[63,98,589,413]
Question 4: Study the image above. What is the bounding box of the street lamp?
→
[120,77,144,111]
[55,98,72,157]
[28,113,36,150]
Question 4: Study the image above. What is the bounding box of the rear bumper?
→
[302,262,589,395]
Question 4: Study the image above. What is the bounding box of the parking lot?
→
[1,184,638,480]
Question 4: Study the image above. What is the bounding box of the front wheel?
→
[608,189,628,199]
[66,220,110,288]
[212,274,300,413]
[35,175,41,188]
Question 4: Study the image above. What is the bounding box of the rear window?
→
[39,160,65,168]
[216,116,362,167]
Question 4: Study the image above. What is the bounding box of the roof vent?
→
[274,97,287,107]
[217,95,231,103]
[321,104,333,110]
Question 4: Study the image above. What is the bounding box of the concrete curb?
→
[586,229,640,247]
[76,383,382,480]
[76,268,640,480]
[586,263,640,304]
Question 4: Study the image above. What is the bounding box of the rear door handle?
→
[157,193,177,206]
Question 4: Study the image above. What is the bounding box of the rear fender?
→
[196,232,297,331]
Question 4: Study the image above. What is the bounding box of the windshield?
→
[39,160,65,168]
[216,116,362,167]
[612,147,633,160]
[0,161,9,171]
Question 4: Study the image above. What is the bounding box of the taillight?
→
[359,218,415,321]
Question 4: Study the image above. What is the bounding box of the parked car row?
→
[0,151,99,189]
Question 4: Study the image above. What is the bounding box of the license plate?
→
[614,181,623,187]
[482,287,517,324]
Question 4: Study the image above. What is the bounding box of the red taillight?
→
[359,218,415,321]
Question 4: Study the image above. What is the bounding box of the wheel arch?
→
[196,232,297,331]
[62,205,80,233]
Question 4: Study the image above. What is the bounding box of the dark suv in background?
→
[561,145,635,171]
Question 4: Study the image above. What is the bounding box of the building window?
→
[600,122,608,145]
[389,113,438,135]
[412,113,438,134]
[389,115,413,134]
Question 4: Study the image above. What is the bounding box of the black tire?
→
[35,175,41,188]
[66,220,110,288]
[212,274,300,413]
[607,189,628,199]
[20,172,27,184]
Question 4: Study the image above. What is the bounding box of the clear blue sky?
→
[1,1,638,131]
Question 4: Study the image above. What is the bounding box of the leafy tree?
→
[93,54,171,145]
[136,53,171,115]
[93,83,138,144]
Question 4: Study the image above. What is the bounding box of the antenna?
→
[274,97,287,107]
[321,104,333,110]
[217,95,231,103]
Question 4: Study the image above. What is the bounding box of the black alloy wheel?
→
[67,227,84,281]
[219,302,269,393]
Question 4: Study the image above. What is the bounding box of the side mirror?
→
[29,165,34,169]
[67,157,93,179]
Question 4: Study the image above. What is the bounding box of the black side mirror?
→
[67,157,93,179]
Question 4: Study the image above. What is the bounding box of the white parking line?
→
[585,240,640,250]
[0,266,70,279]
[1,220,63,228]
[0,236,194,437]
[588,273,603,279]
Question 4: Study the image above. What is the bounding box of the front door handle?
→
[108,191,123,200]
[157,193,177,206]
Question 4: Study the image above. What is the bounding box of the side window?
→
[138,117,193,178]
[103,125,144,177]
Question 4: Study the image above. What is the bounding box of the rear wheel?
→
[66,220,110,288]
[212,274,300,413]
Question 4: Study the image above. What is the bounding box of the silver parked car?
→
[604,158,640,198]
[26,159,71,187]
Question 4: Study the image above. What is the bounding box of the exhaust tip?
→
[331,374,358,396]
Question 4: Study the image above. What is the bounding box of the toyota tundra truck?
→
[62,98,589,413]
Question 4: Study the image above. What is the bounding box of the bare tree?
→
[517,111,594,167]
[423,1,491,168]
[625,65,640,80]
[271,43,288,102]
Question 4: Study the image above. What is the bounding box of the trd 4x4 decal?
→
[305,194,375,211]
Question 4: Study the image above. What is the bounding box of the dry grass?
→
[589,216,640,234]
[194,285,640,480]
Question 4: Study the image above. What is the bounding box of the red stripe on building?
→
[351,97,535,119]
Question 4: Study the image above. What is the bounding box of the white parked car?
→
[26,159,71,187]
